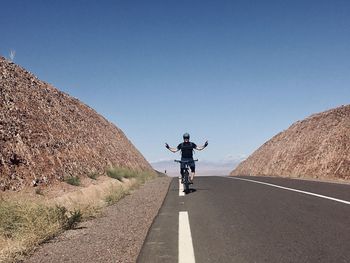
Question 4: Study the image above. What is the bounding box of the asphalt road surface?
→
[137,176,350,263]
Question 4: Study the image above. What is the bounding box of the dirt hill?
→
[0,56,153,191]
[231,105,350,181]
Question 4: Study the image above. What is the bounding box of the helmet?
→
[183,133,190,139]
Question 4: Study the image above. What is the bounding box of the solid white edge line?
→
[179,178,184,196]
[231,177,350,205]
[179,211,195,263]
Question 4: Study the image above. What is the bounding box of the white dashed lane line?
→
[179,211,196,263]
[179,178,184,196]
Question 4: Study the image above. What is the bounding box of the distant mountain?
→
[231,105,350,181]
[0,56,153,191]
[152,157,244,176]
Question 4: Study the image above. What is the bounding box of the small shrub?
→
[105,186,127,205]
[0,167,158,262]
[136,171,156,184]
[35,188,44,195]
[64,209,82,230]
[64,176,81,186]
[79,205,102,220]
[106,168,123,181]
[106,167,146,181]
[120,168,137,179]
[87,172,99,180]
[0,202,79,242]
[0,201,22,238]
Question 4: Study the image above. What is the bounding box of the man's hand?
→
[204,140,208,147]
[165,143,170,149]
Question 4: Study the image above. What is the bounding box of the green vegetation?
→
[106,167,140,181]
[0,200,82,262]
[106,167,124,181]
[104,168,156,205]
[106,167,155,183]
[136,170,156,184]
[64,176,81,186]
[0,168,156,262]
[104,168,156,204]
[87,172,99,180]
[64,209,82,230]
[0,202,82,239]
[104,185,129,205]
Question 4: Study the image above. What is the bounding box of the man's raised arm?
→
[165,143,179,153]
[196,140,208,151]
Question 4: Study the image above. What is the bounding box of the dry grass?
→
[0,169,157,262]
[104,184,129,205]
[64,176,81,186]
[87,172,100,180]
[106,167,136,181]
[0,200,81,262]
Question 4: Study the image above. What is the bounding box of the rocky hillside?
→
[231,105,350,181]
[0,56,153,191]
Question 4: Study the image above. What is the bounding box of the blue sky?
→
[1,0,350,163]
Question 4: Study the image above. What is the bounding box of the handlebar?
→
[174,159,198,164]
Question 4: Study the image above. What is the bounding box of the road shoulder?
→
[26,176,172,263]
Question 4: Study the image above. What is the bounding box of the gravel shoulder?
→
[25,176,172,263]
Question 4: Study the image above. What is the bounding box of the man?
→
[165,133,208,182]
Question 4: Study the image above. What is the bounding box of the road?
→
[137,176,350,263]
